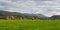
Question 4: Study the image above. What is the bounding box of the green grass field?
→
[0,20,59,30]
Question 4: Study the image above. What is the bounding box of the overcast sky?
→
[0,0,60,17]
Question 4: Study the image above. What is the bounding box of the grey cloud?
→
[0,0,60,17]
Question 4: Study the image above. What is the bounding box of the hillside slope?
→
[0,10,48,19]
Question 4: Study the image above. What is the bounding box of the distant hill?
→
[34,14,48,18]
[0,10,48,19]
[49,15,60,20]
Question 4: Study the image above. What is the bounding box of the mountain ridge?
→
[0,10,48,19]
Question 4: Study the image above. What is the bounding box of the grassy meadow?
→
[0,20,59,30]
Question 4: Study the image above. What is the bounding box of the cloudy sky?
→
[0,0,60,17]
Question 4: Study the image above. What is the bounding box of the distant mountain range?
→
[0,10,48,19]
[0,10,60,20]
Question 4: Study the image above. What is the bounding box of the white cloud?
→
[0,0,60,17]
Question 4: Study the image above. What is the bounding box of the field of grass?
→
[0,20,59,30]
